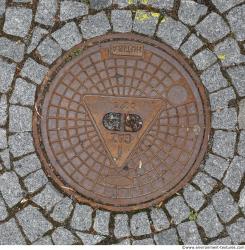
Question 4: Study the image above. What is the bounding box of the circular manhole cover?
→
[33,33,210,211]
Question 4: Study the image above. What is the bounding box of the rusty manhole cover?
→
[33,33,210,211]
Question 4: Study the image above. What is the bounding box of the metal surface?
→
[33,33,210,211]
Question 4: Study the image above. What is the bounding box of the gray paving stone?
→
[211,108,237,130]
[140,0,174,9]
[23,169,48,193]
[204,154,229,180]
[90,0,112,10]
[10,78,36,106]
[192,172,217,194]
[212,130,236,158]
[32,183,63,211]
[37,37,62,65]
[238,131,245,157]
[178,0,207,26]
[227,66,245,97]
[3,7,32,37]
[35,0,57,26]
[0,0,5,16]
[195,12,230,43]
[180,34,203,58]
[197,205,224,238]
[16,205,53,242]
[165,196,190,224]
[93,210,110,235]
[113,0,133,8]
[50,197,73,223]
[212,188,239,223]
[0,197,8,221]
[183,185,205,211]
[60,0,88,21]
[76,232,105,245]
[0,149,11,170]
[0,58,16,93]
[114,214,130,238]
[9,105,32,132]
[0,94,7,126]
[52,22,82,51]
[238,99,245,129]
[111,10,132,33]
[0,171,24,208]
[209,237,232,245]
[200,63,228,93]
[0,218,26,244]
[177,221,202,245]
[239,186,245,214]
[20,58,48,85]
[227,5,245,41]
[212,0,243,13]
[227,218,245,244]
[132,238,154,245]
[154,228,179,245]
[13,0,32,2]
[223,156,245,192]
[70,204,93,231]
[80,12,111,39]
[214,38,245,66]
[157,17,189,49]
[52,227,77,245]
[0,128,7,149]
[116,239,131,245]
[0,38,25,63]
[209,87,236,111]
[192,49,217,71]
[14,153,41,177]
[33,236,53,245]
[133,10,159,36]
[150,207,170,231]
[130,212,151,236]
[27,27,49,54]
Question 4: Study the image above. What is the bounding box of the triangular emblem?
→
[83,95,164,168]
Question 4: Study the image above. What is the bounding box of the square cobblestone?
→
[111,10,132,33]
[52,227,77,245]
[212,188,239,223]
[200,63,228,93]
[223,156,245,192]
[52,22,82,51]
[197,205,224,238]
[35,0,57,26]
[0,58,16,93]
[211,108,237,130]
[133,10,159,36]
[177,221,202,245]
[212,0,243,13]
[195,12,230,43]
[70,204,93,231]
[154,228,179,245]
[192,49,217,71]
[183,185,205,211]
[33,236,53,245]
[178,0,207,26]
[212,130,236,158]
[14,153,41,177]
[180,34,203,58]
[0,94,7,126]
[60,0,88,21]
[227,66,245,97]
[0,38,25,63]
[157,17,189,49]
[132,238,154,245]
[0,197,8,221]
[130,212,151,236]
[192,172,217,194]
[37,37,62,64]
[27,27,48,54]
[0,218,26,244]
[239,99,245,129]
[0,0,5,16]
[90,0,112,10]
[80,12,111,39]
[10,78,36,106]
[114,214,130,239]
[3,7,32,38]
[140,0,174,9]
[209,237,232,245]
[75,232,105,245]
[16,205,53,242]
[0,128,7,149]
[227,5,245,41]
[227,218,245,244]
[9,105,32,132]
[0,171,23,208]
[150,207,170,231]
[93,210,110,235]
[20,58,48,85]
[0,149,10,170]
[9,132,35,157]
[116,239,131,245]
[238,131,245,156]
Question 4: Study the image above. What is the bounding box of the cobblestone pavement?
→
[0,0,245,245]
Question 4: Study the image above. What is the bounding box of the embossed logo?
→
[111,44,144,57]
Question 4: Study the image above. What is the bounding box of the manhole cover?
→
[33,33,210,211]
